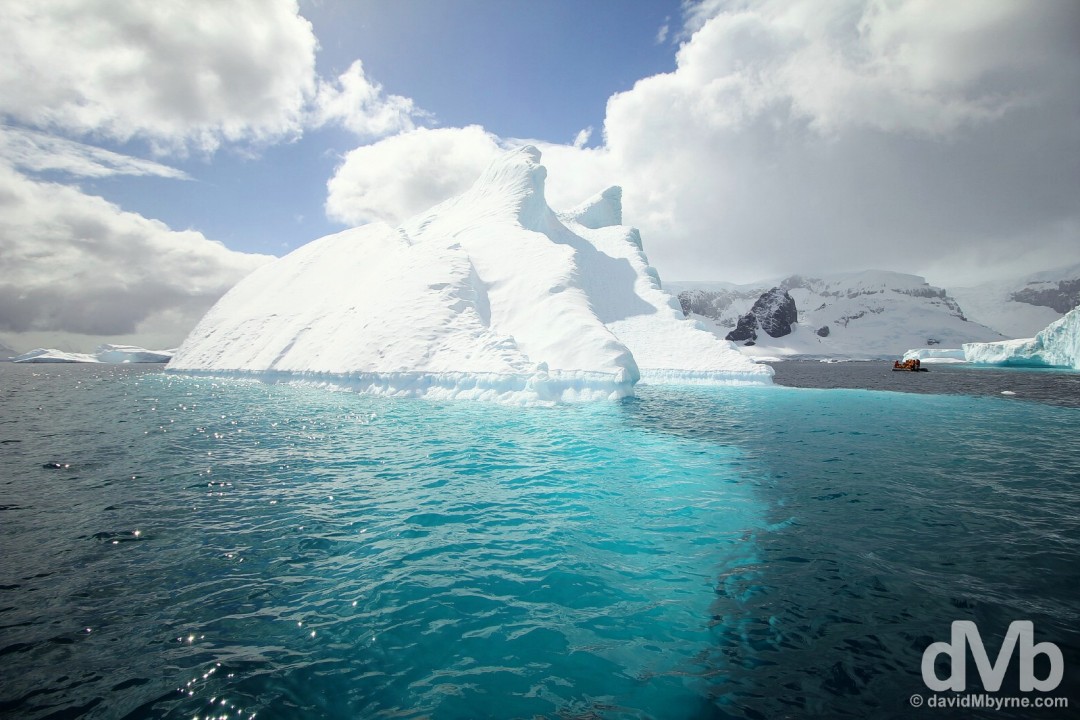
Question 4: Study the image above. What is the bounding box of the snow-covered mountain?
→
[11,345,174,363]
[169,146,770,402]
[670,271,1004,359]
[0,339,15,361]
[948,262,1080,339]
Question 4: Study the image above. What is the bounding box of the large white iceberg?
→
[168,146,771,402]
[963,305,1080,369]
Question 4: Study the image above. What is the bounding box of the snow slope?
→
[169,147,769,402]
[670,271,1003,359]
[949,262,1080,339]
[964,305,1080,369]
[11,345,174,364]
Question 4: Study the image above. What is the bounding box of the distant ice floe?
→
[963,305,1080,370]
[901,348,967,364]
[12,344,174,364]
[168,146,771,403]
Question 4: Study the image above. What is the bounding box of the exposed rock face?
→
[678,294,692,317]
[1010,279,1080,314]
[816,325,830,337]
[725,312,760,342]
[725,287,797,342]
[755,288,798,338]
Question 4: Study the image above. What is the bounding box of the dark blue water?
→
[767,360,1080,408]
[0,363,1077,719]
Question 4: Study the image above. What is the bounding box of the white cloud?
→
[670,0,1066,137]
[325,0,1078,285]
[572,127,593,149]
[310,60,422,138]
[597,0,1080,281]
[0,126,189,179]
[0,0,318,154]
[0,0,446,350]
[324,126,623,228]
[326,126,505,226]
[0,162,271,347]
[656,22,670,45]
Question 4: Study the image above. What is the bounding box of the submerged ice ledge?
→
[636,368,774,385]
[165,366,772,405]
[165,368,639,405]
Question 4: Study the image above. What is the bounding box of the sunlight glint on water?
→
[0,364,1078,719]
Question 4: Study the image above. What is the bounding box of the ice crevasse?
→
[168,146,772,402]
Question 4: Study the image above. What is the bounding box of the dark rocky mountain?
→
[724,287,797,343]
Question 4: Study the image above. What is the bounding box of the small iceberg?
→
[901,348,967,364]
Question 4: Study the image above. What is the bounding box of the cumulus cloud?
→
[326,1,1078,286]
[326,126,506,225]
[0,0,318,153]
[0,163,271,346]
[0,0,433,348]
[598,0,1080,281]
[310,60,422,138]
[324,125,625,228]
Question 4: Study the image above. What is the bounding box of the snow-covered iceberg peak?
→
[409,144,552,233]
[562,186,623,229]
[964,305,1080,369]
[169,146,770,402]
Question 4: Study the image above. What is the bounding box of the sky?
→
[0,0,1078,353]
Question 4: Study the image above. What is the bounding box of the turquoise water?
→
[1,365,1078,719]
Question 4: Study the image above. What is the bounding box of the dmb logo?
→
[922,621,1063,692]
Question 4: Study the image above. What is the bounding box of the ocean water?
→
[0,363,1078,719]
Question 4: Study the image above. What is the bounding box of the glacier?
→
[963,305,1080,370]
[12,345,174,364]
[168,146,771,402]
[949,261,1080,338]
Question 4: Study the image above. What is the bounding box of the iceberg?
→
[12,348,101,363]
[94,344,174,363]
[963,305,1080,369]
[168,146,770,402]
[12,344,175,364]
[902,348,967,364]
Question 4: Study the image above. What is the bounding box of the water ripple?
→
[0,365,1077,718]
